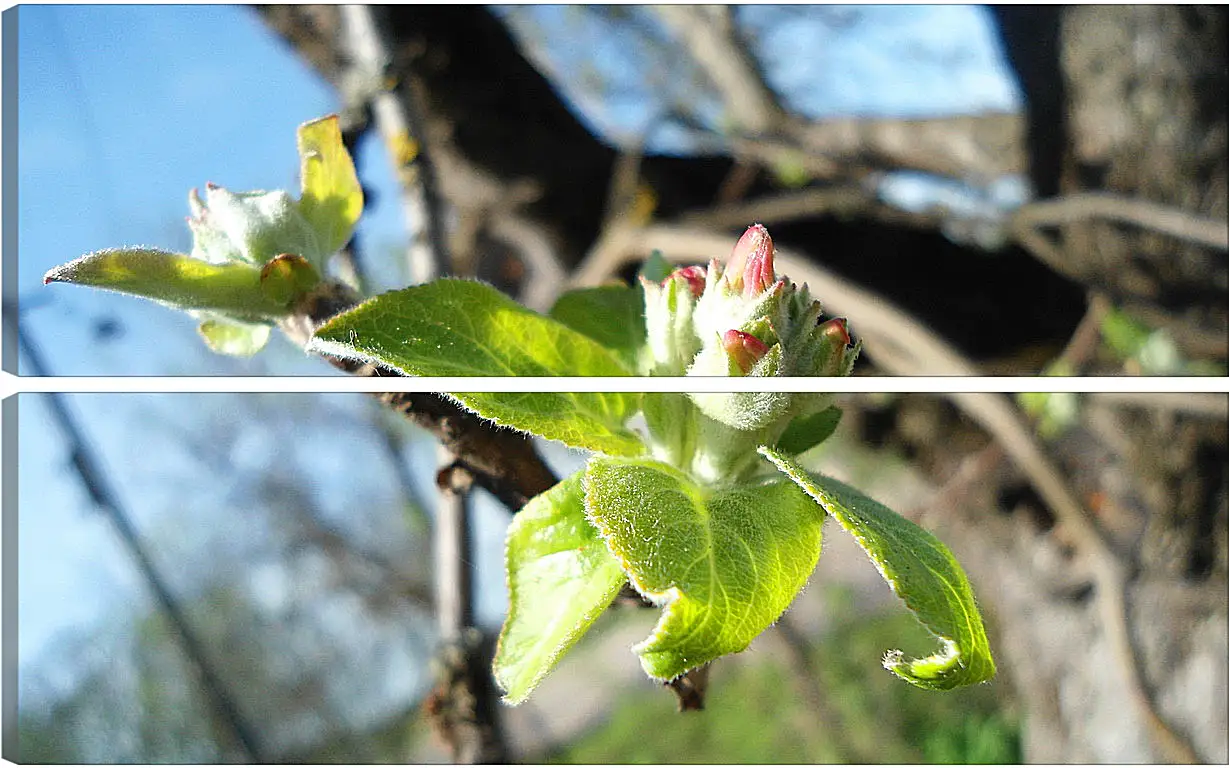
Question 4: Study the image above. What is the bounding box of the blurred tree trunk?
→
[257,5,1227,763]
[994,5,1228,359]
[985,8,1227,761]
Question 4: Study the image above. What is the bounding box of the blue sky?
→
[7,3,1024,735]
[10,5,441,709]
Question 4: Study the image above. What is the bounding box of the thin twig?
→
[1052,292,1112,374]
[653,5,788,136]
[677,183,944,233]
[1013,192,1228,251]
[426,463,508,763]
[569,223,1202,763]
[1088,391,1229,420]
[664,665,710,712]
[435,457,474,643]
[713,159,759,206]
[339,5,451,281]
[489,213,568,313]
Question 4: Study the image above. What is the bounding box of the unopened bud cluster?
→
[188,183,327,272]
[640,224,860,482]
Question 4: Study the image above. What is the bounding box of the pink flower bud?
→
[817,317,851,348]
[722,329,770,374]
[726,224,775,296]
[667,265,706,298]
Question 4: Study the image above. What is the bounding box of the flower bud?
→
[721,329,770,374]
[639,224,858,469]
[640,266,706,375]
[817,317,850,348]
[725,224,775,297]
[811,317,857,377]
[188,188,243,264]
[672,266,706,298]
[187,184,326,270]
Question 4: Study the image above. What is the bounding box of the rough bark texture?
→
[1001,6,1228,358]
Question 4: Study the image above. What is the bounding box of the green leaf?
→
[638,250,673,283]
[309,279,644,455]
[297,114,364,255]
[450,392,645,457]
[759,446,995,690]
[585,457,824,681]
[548,284,646,370]
[775,405,842,455]
[197,319,272,357]
[642,392,699,470]
[494,472,628,704]
[310,279,633,376]
[44,248,291,322]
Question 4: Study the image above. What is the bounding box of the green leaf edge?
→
[759,446,996,690]
[448,392,646,458]
[43,247,291,322]
[306,278,635,377]
[493,472,627,704]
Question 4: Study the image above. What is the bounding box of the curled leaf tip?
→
[43,264,66,284]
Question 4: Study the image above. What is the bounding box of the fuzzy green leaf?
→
[309,279,643,455]
[450,392,645,457]
[775,405,842,455]
[44,248,290,322]
[309,279,633,376]
[548,284,646,370]
[760,446,995,690]
[585,457,824,681]
[197,319,272,357]
[494,473,628,704]
[297,115,363,256]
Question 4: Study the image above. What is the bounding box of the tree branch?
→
[677,182,943,232]
[1013,192,1228,251]
[653,5,789,135]
[339,4,451,282]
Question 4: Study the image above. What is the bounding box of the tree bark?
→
[996,6,1228,359]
